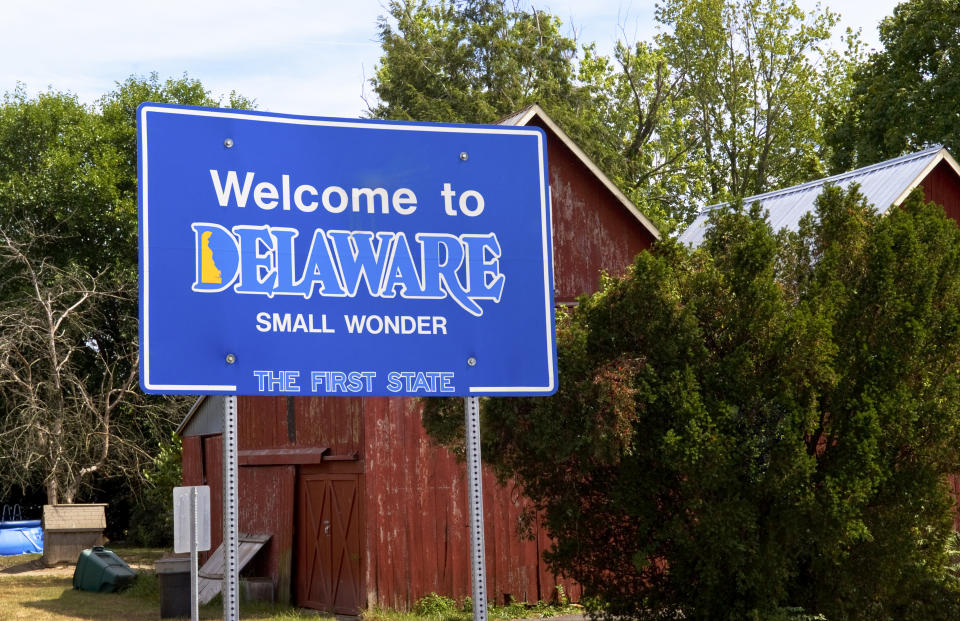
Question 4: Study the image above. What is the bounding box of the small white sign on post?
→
[174,485,211,553]
[174,485,211,621]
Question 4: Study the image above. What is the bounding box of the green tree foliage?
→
[0,75,248,504]
[829,0,960,170]
[656,0,856,202]
[371,1,704,227]
[368,0,581,125]
[129,433,182,547]
[369,0,856,230]
[368,0,710,228]
[425,188,960,619]
[575,41,705,228]
[0,88,129,271]
[0,75,253,272]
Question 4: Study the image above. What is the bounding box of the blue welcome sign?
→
[138,104,556,396]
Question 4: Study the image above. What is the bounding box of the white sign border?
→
[139,105,556,395]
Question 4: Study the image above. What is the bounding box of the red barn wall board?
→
[178,105,659,613]
[181,436,203,486]
[240,466,296,600]
[358,397,579,609]
[181,396,582,610]
[950,474,960,531]
[919,159,960,222]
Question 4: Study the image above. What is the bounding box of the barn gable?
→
[501,104,659,303]
[679,145,960,247]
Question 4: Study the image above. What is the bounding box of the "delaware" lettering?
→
[192,223,505,317]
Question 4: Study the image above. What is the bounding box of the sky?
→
[1,0,904,120]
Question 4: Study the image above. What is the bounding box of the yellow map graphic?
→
[200,231,222,284]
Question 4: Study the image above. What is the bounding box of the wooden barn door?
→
[296,467,362,614]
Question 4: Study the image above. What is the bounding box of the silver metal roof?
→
[678,145,958,247]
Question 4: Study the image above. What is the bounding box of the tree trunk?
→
[45,477,59,506]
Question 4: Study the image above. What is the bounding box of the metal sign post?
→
[464,396,487,621]
[191,488,199,621]
[223,395,239,621]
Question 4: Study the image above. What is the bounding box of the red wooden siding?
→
[237,396,364,455]
[181,436,203,485]
[950,474,960,531]
[240,465,296,602]
[360,397,579,609]
[192,435,222,567]
[361,397,467,608]
[182,432,298,605]
[527,117,656,303]
[920,160,960,223]
[183,397,578,610]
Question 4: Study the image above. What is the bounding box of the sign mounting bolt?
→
[467,356,477,367]
[225,354,236,365]
[459,151,468,161]
[224,138,234,148]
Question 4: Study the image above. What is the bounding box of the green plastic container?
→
[73,546,137,592]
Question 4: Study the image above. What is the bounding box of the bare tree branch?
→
[0,226,175,504]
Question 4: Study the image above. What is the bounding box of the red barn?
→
[177,105,660,614]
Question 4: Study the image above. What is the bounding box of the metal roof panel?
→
[678,145,947,247]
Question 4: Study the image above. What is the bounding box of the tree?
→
[368,0,581,125]
[425,187,960,619]
[128,432,182,547]
[368,0,706,228]
[573,41,705,228]
[368,0,860,230]
[0,228,169,504]
[0,76,252,271]
[0,87,129,272]
[656,0,858,203]
[828,0,960,170]
[0,76,251,505]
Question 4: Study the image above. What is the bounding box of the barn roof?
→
[678,145,960,247]
[176,395,223,436]
[500,104,661,241]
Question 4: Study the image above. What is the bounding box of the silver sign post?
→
[223,395,239,620]
[464,396,488,621]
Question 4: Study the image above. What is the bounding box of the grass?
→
[103,544,168,567]
[364,591,583,621]
[0,546,581,621]
[0,552,41,571]
[0,572,330,620]
[0,546,332,621]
